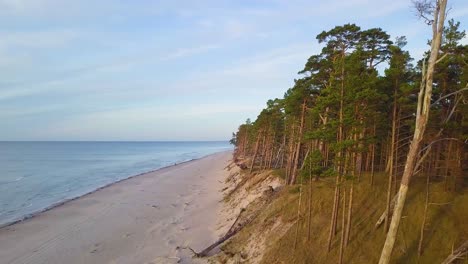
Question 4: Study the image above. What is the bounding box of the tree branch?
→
[414,137,462,174]
[431,85,468,107]
[435,53,448,64]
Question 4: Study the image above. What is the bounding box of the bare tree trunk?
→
[285,123,296,183]
[371,124,376,186]
[241,130,248,158]
[365,145,371,172]
[307,156,313,241]
[344,182,353,247]
[290,100,307,184]
[294,171,304,249]
[266,130,273,169]
[339,189,346,264]
[393,110,401,196]
[317,139,326,181]
[334,185,340,235]
[356,130,364,182]
[453,142,462,192]
[259,132,268,170]
[249,131,262,173]
[418,168,430,256]
[279,133,287,168]
[321,107,330,171]
[381,140,388,172]
[444,140,452,191]
[385,86,398,232]
[274,144,284,169]
[378,2,447,263]
[327,184,340,252]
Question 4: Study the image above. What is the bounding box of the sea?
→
[0,141,232,227]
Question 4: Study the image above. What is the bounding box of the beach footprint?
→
[89,242,102,254]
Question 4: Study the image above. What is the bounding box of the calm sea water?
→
[0,141,232,226]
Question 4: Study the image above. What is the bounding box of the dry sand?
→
[0,151,233,264]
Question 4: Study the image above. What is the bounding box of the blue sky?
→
[1,0,467,141]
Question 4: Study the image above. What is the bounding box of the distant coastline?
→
[0,149,231,229]
[0,151,233,263]
[0,141,232,227]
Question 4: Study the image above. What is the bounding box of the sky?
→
[1,0,467,141]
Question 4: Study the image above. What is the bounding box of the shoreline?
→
[0,150,233,264]
[0,150,231,229]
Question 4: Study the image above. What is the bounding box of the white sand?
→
[0,151,232,264]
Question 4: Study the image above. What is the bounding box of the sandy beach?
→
[0,151,232,264]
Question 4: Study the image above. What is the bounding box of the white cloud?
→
[1,0,467,140]
[222,44,314,76]
[0,42,221,101]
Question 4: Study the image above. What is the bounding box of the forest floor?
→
[206,162,468,264]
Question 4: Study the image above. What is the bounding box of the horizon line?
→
[0,140,230,142]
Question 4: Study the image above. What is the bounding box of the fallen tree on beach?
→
[181,172,281,259]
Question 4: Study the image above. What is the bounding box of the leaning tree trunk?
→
[378,1,447,263]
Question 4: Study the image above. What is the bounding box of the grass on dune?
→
[220,170,468,263]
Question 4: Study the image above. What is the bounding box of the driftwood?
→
[441,240,468,264]
[185,186,278,258]
[193,209,249,257]
[375,193,398,229]
[178,210,242,258]
[184,205,261,258]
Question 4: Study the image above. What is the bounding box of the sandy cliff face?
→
[196,161,285,264]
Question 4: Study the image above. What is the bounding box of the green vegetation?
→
[220,173,467,263]
[229,0,467,262]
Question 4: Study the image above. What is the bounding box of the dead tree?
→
[378,1,448,263]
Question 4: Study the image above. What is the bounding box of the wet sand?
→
[0,151,232,264]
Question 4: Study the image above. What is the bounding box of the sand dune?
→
[0,151,232,264]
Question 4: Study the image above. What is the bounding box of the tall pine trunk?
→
[385,83,399,232]
[250,131,263,173]
[290,100,307,184]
